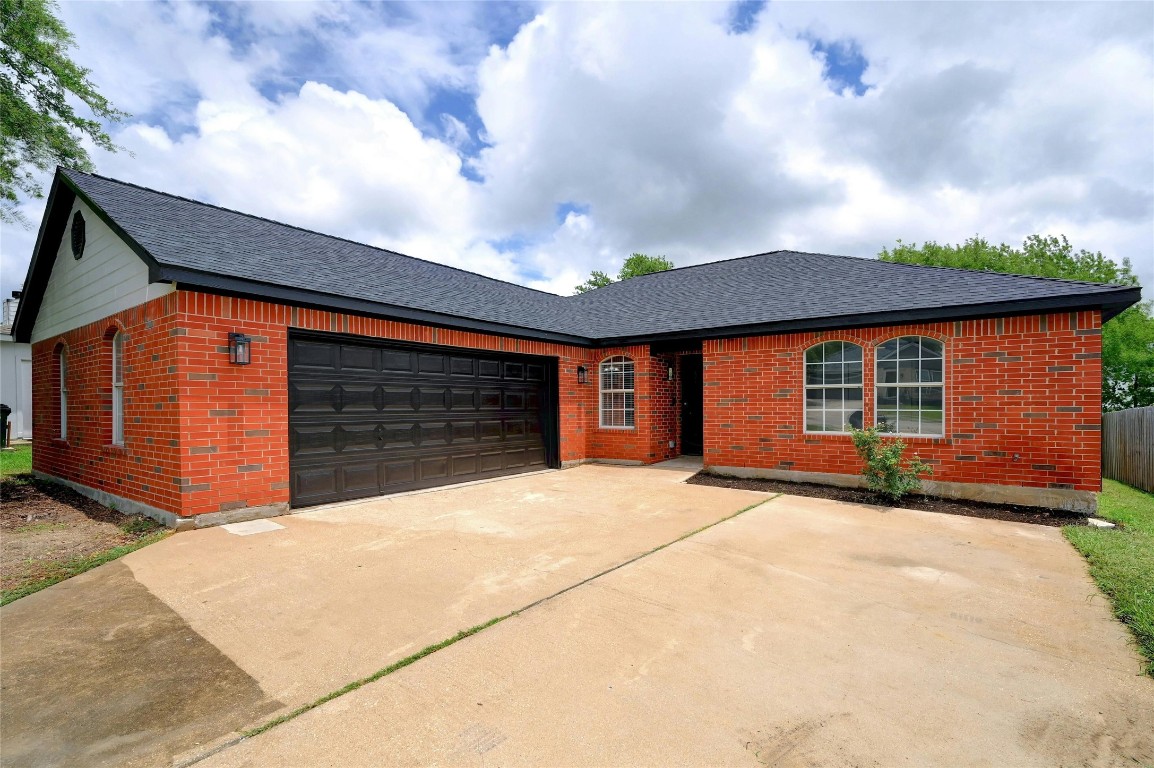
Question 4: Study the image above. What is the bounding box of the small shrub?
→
[850,426,932,503]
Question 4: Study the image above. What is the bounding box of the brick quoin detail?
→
[702,312,1103,492]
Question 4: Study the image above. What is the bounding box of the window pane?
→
[844,362,862,384]
[921,406,944,435]
[624,392,635,411]
[843,344,862,363]
[877,340,898,361]
[805,345,824,364]
[806,409,824,432]
[824,410,846,432]
[822,363,842,385]
[844,388,863,412]
[897,358,920,384]
[806,390,823,409]
[806,364,823,385]
[877,360,897,385]
[824,388,843,408]
[921,358,943,383]
[920,338,944,358]
[877,410,897,432]
[922,386,943,409]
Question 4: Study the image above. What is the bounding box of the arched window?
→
[599,356,635,428]
[111,330,124,445]
[804,341,864,432]
[876,336,944,436]
[56,346,68,440]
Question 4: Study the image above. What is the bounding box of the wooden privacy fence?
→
[1102,406,1153,493]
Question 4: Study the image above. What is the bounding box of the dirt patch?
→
[0,560,283,768]
[1,477,163,592]
[686,472,1087,527]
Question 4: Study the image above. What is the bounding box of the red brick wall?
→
[33,292,1104,520]
[172,292,678,515]
[585,345,678,463]
[703,311,1103,492]
[31,294,183,513]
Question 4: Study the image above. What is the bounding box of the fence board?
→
[1102,406,1153,493]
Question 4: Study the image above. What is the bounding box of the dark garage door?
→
[288,332,558,507]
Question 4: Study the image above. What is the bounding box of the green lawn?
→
[1065,480,1154,676]
[0,444,32,477]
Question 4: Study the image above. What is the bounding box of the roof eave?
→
[161,267,597,347]
[11,171,76,342]
[592,288,1143,346]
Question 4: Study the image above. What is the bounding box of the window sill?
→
[597,426,637,431]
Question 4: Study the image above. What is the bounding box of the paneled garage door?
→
[288,332,558,507]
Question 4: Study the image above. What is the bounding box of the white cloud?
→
[2,0,1151,304]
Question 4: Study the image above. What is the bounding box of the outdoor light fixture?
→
[228,332,252,365]
[667,365,675,382]
[577,365,588,385]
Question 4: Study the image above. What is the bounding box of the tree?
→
[1,0,127,223]
[574,253,675,294]
[880,235,1153,411]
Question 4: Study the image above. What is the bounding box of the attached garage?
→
[288,332,559,506]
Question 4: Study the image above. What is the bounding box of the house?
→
[0,292,33,441]
[10,168,1141,527]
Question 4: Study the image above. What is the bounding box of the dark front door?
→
[288,331,558,507]
[680,354,704,455]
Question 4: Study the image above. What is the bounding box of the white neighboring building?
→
[0,293,33,440]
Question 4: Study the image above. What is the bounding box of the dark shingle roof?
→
[566,250,1138,340]
[61,170,585,338]
[15,168,1139,345]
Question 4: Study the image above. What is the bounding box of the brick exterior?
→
[32,292,1103,520]
[703,311,1103,492]
[32,294,183,513]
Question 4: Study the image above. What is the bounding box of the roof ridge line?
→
[63,168,566,300]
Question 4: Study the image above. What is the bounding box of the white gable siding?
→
[31,200,174,343]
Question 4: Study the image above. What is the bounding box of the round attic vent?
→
[70,211,86,259]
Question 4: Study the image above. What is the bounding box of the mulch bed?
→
[686,472,1088,527]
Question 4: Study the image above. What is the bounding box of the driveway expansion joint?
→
[177,494,780,767]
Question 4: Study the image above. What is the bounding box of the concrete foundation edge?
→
[31,471,290,531]
[704,465,1097,513]
[562,458,647,468]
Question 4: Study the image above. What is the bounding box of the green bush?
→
[850,426,932,503]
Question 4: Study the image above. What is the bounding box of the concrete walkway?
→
[0,463,764,768]
[200,493,1154,768]
[3,464,1151,767]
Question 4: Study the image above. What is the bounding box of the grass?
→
[0,530,171,606]
[0,444,32,477]
[1064,480,1154,676]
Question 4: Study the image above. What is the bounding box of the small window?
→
[57,347,68,440]
[876,336,944,436]
[599,356,635,428]
[804,341,864,432]
[111,330,124,445]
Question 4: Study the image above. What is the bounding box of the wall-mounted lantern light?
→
[229,332,252,365]
[577,365,588,385]
[667,365,675,382]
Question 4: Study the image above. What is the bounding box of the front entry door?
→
[680,354,704,455]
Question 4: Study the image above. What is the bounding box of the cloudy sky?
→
[3,0,1152,301]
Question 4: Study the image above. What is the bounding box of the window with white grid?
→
[875,336,944,436]
[112,330,124,446]
[804,341,864,433]
[599,356,635,428]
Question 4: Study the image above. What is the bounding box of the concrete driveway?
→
[3,464,1152,767]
